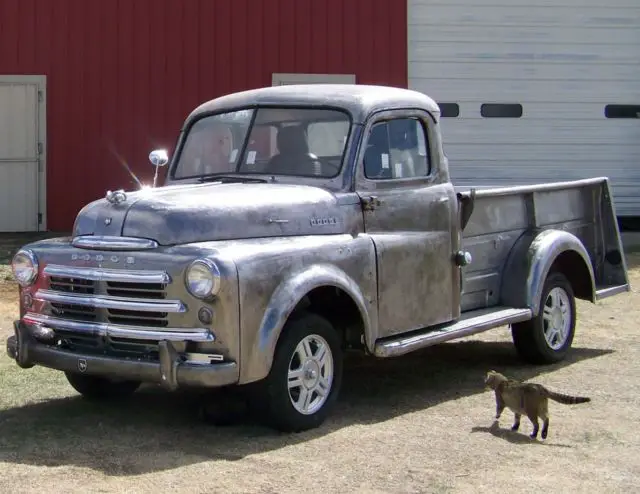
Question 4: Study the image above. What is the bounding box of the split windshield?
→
[172,107,352,180]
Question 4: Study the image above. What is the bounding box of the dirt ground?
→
[0,242,638,494]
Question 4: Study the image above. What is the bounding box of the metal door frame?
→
[0,75,47,231]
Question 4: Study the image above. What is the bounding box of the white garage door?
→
[0,78,44,232]
[408,0,640,216]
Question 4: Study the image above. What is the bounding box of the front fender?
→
[244,263,373,383]
[501,229,595,316]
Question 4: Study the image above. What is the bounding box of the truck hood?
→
[73,182,357,245]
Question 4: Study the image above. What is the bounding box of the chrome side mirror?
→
[149,149,169,167]
[149,149,169,188]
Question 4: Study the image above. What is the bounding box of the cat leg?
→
[527,413,539,439]
[541,417,550,440]
[511,413,521,431]
[540,402,550,440]
[495,393,505,419]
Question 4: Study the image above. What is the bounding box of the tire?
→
[65,371,141,400]
[511,271,576,364]
[248,311,343,433]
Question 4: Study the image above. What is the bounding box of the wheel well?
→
[291,286,365,350]
[549,250,594,302]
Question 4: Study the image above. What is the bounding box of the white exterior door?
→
[0,77,45,232]
[407,0,640,216]
[271,73,356,86]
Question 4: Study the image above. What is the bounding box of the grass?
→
[0,244,639,493]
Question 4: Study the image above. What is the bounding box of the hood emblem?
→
[106,189,127,205]
[310,216,338,227]
[104,217,112,226]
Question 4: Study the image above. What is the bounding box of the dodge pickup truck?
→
[6,84,630,432]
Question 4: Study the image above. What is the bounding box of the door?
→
[0,79,42,232]
[355,110,459,338]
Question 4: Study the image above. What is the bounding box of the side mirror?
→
[149,149,169,167]
[149,149,169,188]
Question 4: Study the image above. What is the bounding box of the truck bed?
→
[456,177,629,313]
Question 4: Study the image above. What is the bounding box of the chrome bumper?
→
[7,320,239,390]
[23,312,214,342]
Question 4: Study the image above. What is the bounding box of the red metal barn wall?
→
[0,0,408,232]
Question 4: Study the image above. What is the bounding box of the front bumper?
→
[6,320,239,390]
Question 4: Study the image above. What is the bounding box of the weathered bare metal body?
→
[6,84,630,432]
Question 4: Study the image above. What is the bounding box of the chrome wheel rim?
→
[287,334,333,415]
[542,287,572,350]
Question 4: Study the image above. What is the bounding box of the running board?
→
[595,284,630,301]
[373,306,532,358]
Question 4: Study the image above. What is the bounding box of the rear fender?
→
[501,229,595,316]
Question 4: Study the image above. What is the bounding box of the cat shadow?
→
[470,420,573,448]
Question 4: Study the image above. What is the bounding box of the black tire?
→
[248,311,343,433]
[511,271,576,364]
[65,372,141,400]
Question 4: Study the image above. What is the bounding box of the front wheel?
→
[511,271,576,364]
[249,312,343,432]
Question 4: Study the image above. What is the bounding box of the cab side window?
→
[363,117,430,180]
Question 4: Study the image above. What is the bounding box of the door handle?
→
[361,195,382,211]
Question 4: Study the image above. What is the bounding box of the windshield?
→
[172,107,352,179]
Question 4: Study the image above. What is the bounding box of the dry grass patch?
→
[0,250,638,493]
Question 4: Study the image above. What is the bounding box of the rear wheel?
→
[511,271,576,364]
[65,372,141,400]
[248,311,343,432]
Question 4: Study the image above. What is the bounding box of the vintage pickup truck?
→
[6,84,630,432]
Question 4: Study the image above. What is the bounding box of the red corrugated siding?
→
[0,0,407,231]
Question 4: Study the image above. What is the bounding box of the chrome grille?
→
[40,264,176,328]
[49,276,95,294]
[50,302,97,322]
[49,276,97,321]
[105,281,166,299]
[104,280,167,324]
[52,328,162,359]
[29,264,213,355]
[107,308,169,327]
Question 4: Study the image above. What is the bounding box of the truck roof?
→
[184,84,441,126]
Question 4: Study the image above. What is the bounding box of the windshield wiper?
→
[198,174,269,184]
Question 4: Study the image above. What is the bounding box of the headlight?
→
[185,259,221,299]
[12,249,39,287]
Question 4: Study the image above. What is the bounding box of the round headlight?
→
[12,249,39,287]
[185,259,221,299]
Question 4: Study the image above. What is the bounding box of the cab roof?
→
[184,84,441,127]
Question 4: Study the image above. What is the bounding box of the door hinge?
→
[37,142,43,155]
[38,213,42,224]
[38,90,43,102]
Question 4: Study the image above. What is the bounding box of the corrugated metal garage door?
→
[408,0,640,216]
[0,80,41,231]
